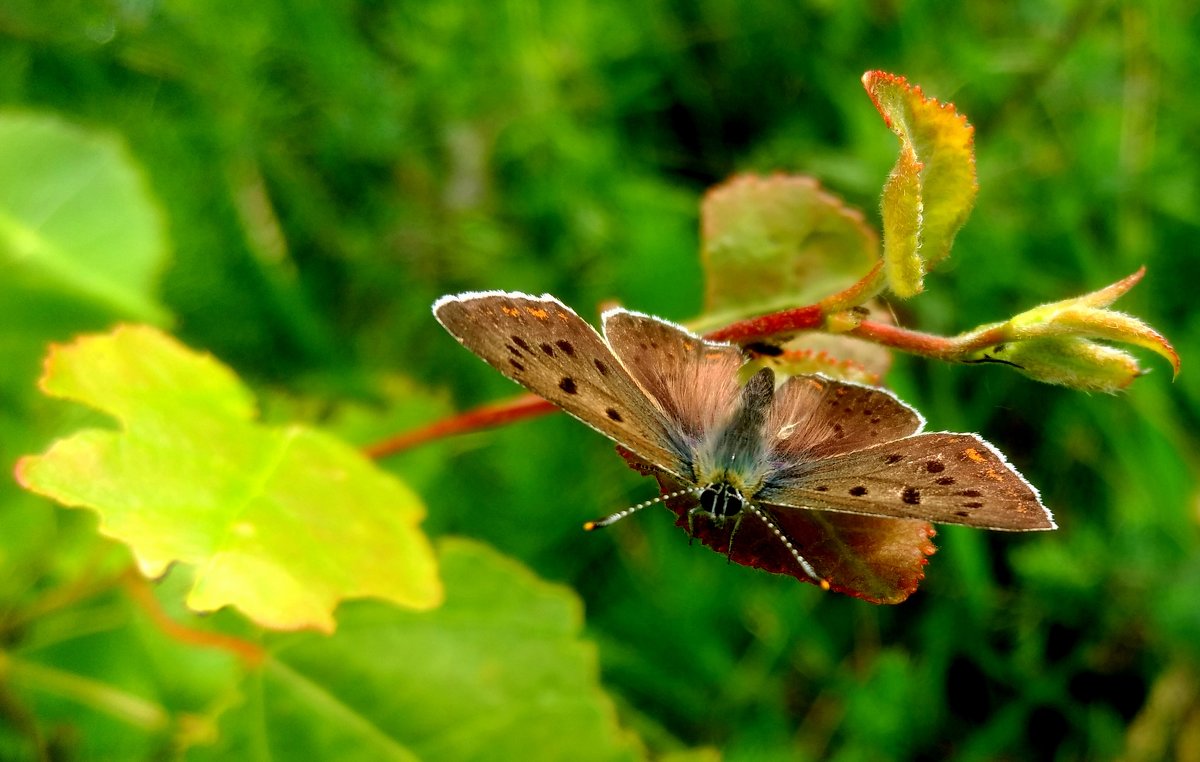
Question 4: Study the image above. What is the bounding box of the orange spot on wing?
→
[526,307,549,320]
[964,447,985,463]
[501,306,521,317]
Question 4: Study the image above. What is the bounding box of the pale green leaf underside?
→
[0,112,170,323]
[17,325,442,632]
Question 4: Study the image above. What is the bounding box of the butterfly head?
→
[696,481,746,523]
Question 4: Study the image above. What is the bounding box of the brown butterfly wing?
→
[767,374,925,461]
[759,432,1054,530]
[601,309,744,443]
[434,292,687,475]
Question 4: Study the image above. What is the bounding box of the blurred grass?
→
[2,0,1198,759]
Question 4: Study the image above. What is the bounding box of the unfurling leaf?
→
[16,326,443,632]
[962,268,1180,392]
[982,337,1145,393]
[863,71,977,298]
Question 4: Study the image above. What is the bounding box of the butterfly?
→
[434,291,1055,599]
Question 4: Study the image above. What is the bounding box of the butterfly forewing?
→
[767,374,925,461]
[760,432,1054,530]
[434,292,687,475]
[602,310,744,442]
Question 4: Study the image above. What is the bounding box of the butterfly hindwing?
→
[434,292,687,475]
[760,432,1054,530]
[767,374,925,461]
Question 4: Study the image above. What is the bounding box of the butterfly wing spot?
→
[925,460,945,473]
[849,486,868,496]
[559,377,578,394]
[539,342,555,356]
[501,306,521,318]
[935,476,956,485]
[814,485,829,492]
[963,447,985,463]
[511,335,531,352]
[509,359,525,372]
[555,340,575,356]
[526,306,550,320]
[963,501,984,509]
[902,486,921,505]
[884,454,903,465]
[957,489,982,497]
[606,408,623,422]
[593,359,609,376]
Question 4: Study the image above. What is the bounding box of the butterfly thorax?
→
[689,366,777,513]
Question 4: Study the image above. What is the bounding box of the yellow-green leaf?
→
[16,326,442,632]
[863,71,978,298]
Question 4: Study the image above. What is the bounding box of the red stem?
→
[121,569,265,666]
[847,320,1006,358]
[703,305,823,343]
[363,393,556,459]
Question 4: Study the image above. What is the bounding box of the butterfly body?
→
[434,291,1055,601]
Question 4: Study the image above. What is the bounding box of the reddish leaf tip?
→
[862,70,976,143]
[12,457,34,490]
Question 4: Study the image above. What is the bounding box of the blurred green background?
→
[2,1,1198,759]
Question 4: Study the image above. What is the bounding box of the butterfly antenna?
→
[744,503,831,591]
[583,488,699,531]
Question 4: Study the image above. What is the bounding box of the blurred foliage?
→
[1,0,1198,760]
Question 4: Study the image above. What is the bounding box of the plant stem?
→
[846,320,1007,360]
[0,650,168,731]
[121,570,265,666]
[363,393,556,459]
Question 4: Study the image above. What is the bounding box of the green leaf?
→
[697,173,878,330]
[863,71,978,298]
[16,325,442,632]
[197,538,645,762]
[0,112,170,324]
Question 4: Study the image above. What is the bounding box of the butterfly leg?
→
[724,512,745,564]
